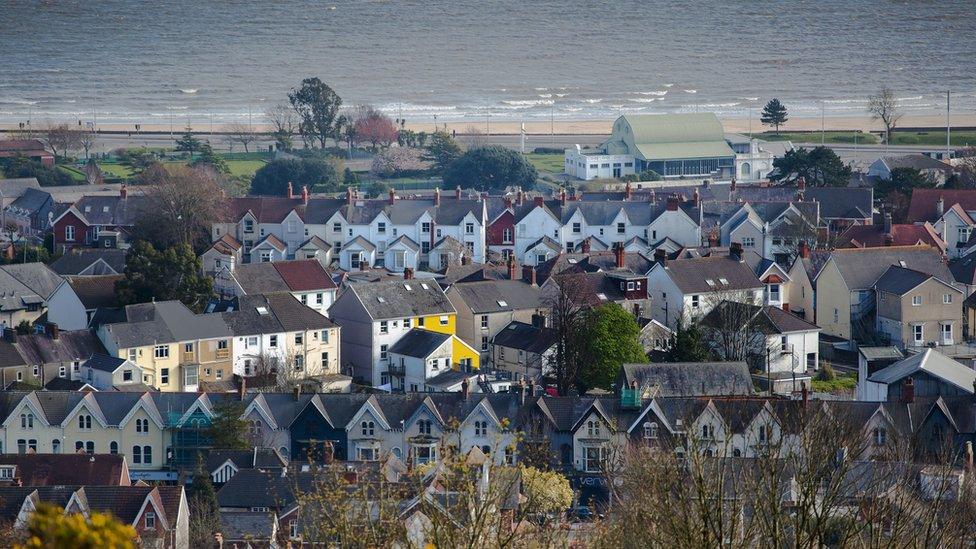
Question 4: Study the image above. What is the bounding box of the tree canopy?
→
[520,466,574,515]
[0,157,75,186]
[206,400,250,450]
[131,164,227,253]
[761,99,789,134]
[115,241,214,313]
[352,106,398,149]
[442,145,538,192]
[17,503,136,549]
[771,146,851,187]
[580,303,647,391]
[422,130,463,175]
[288,77,343,148]
[251,157,339,195]
[190,142,229,174]
[174,126,202,157]
[665,321,712,363]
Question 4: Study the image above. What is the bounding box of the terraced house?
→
[211,186,488,270]
[328,279,478,388]
[95,301,234,391]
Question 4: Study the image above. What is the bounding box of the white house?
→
[78,354,144,390]
[387,328,477,392]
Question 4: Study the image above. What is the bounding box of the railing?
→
[215,349,230,360]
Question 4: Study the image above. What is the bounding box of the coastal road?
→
[57,131,940,168]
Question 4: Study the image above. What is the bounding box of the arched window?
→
[741,162,751,176]
[362,421,375,436]
[132,445,142,464]
[392,447,402,459]
[75,441,84,452]
[21,413,34,430]
[733,448,742,457]
[643,422,658,439]
[110,441,118,454]
[52,440,60,454]
[143,446,152,464]
[79,415,91,430]
[481,445,491,455]
[85,441,94,454]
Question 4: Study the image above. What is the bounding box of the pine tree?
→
[174,126,202,157]
[191,142,229,174]
[761,99,789,135]
[665,321,710,362]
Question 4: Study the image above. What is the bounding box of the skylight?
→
[421,283,430,290]
[255,306,268,315]
[377,297,386,303]
[404,284,413,291]
[597,293,608,301]
[497,300,508,307]
[899,260,907,267]
[705,279,716,286]
[719,278,730,285]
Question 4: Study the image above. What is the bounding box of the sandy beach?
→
[1,113,973,137]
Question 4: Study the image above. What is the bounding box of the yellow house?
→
[328,279,467,388]
[96,301,234,391]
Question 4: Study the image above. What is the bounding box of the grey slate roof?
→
[868,349,976,393]
[70,195,149,226]
[8,187,52,213]
[619,362,754,397]
[805,187,873,220]
[874,265,954,295]
[702,301,820,335]
[49,249,126,276]
[66,275,123,309]
[825,246,952,290]
[220,511,277,541]
[347,279,455,320]
[655,255,763,294]
[102,301,232,349]
[83,353,128,373]
[1,263,62,300]
[388,234,420,251]
[492,321,557,353]
[452,280,542,314]
[387,328,451,358]
[224,293,336,336]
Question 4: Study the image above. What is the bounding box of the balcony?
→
[216,348,230,360]
[388,363,405,377]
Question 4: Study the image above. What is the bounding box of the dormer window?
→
[144,511,155,529]
[362,420,375,437]
[243,219,254,233]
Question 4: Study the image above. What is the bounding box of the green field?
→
[223,159,266,177]
[889,130,976,147]
[98,163,136,178]
[756,131,879,145]
[58,165,87,182]
[524,153,565,173]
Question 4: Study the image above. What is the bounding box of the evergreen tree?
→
[665,321,710,362]
[580,304,647,391]
[191,142,229,174]
[761,99,789,135]
[174,126,202,157]
[206,400,250,449]
[442,145,538,192]
[188,457,221,548]
[422,130,463,175]
[115,241,214,312]
[771,146,852,187]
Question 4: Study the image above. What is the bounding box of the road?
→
[59,131,943,168]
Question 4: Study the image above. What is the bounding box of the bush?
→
[0,157,75,186]
[251,158,339,195]
[533,147,564,154]
[639,169,662,182]
[816,361,836,381]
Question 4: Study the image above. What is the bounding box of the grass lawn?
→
[58,165,87,182]
[224,159,266,177]
[525,153,565,173]
[98,163,136,178]
[811,373,857,393]
[755,131,879,145]
[889,130,976,147]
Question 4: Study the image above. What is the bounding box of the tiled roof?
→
[907,188,976,223]
[874,265,952,295]
[452,280,542,314]
[838,223,945,251]
[49,249,126,276]
[656,255,762,294]
[234,259,336,294]
[620,362,753,397]
[0,454,128,486]
[66,275,123,310]
[83,353,128,373]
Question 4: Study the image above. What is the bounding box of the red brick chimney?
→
[389,188,396,204]
[533,196,544,207]
[120,184,127,199]
[692,189,700,207]
[434,187,441,206]
[238,376,247,401]
[404,267,414,280]
[346,187,354,206]
[559,188,567,206]
[455,186,462,200]
[798,240,810,259]
[666,196,680,211]
[301,185,309,204]
[522,265,537,286]
[730,177,737,192]
[507,255,517,280]
[625,181,632,201]
[45,323,59,340]
[614,244,625,269]
[581,238,591,254]
[287,181,294,199]
[516,188,524,206]
[797,176,806,191]
[503,197,512,209]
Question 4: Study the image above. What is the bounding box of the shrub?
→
[251,158,339,195]
[816,361,836,381]
[370,147,428,179]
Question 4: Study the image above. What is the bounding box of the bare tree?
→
[226,122,256,154]
[42,123,82,159]
[78,130,97,160]
[869,88,903,145]
[542,272,591,395]
[131,164,228,252]
[265,103,296,151]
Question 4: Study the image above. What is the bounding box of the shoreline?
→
[1,113,973,137]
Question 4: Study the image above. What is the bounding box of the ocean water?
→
[1,0,975,125]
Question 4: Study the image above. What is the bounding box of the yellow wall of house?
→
[118,344,180,389]
[815,260,852,340]
[451,336,481,370]
[415,313,457,336]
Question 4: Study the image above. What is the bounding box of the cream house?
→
[875,265,964,348]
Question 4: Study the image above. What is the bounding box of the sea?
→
[1,0,975,126]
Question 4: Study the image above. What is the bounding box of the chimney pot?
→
[455,186,462,200]
[287,181,294,199]
[434,187,441,206]
[614,244,626,269]
[301,185,309,204]
[119,184,127,199]
[901,377,915,404]
[730,242,743,261]
[507,255,517,280]
[533,196,544,207]
[403,267,414,280]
